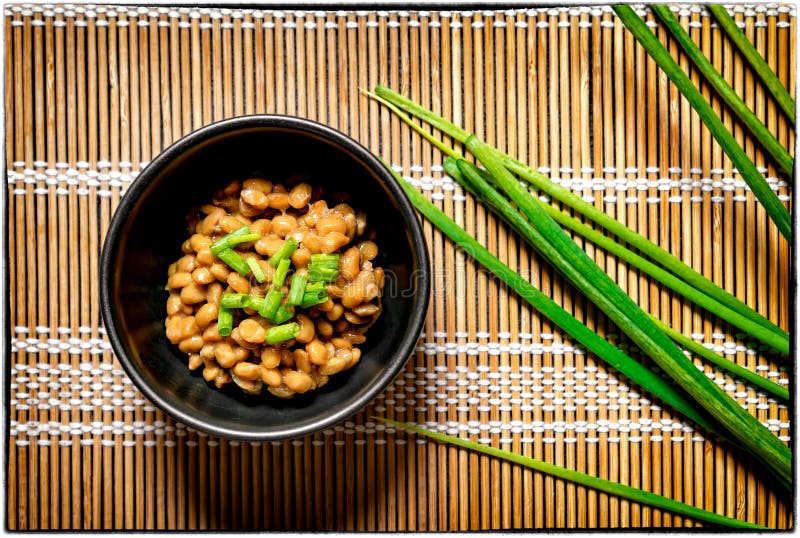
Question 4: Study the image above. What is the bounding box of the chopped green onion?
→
[273,258,291,289]
[217,306,233,336]
[272,303,295,324]
[246,257,267,283]
[215,248,251,276]
[210,226,260,255]
[264,322,300,344]
[309,253,340,267]
[308,254,340,283]
[268,237,299,267]
[300,291,329,309]
[288,273,308,306]
[379,419,766,530]
[304,281,327,294]
[260,289,283,321]
[708,4,795,123]
[308,267,338,283]
[246,296,266,312]
[611,5,791,241]
[220,293,251,309]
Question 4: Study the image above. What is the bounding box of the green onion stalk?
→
[370,89,792,491]
[381,159,720,437]
[445,158,788,355]
[651,4,792,175]
[367,87,789,352]
[467,134,791,492]
[378,418,765,529]
[612,5,791,241]
[707,4,796,123]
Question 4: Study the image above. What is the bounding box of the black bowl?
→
[100,115,430,441]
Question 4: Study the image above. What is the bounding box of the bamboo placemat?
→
[4,3,794,530]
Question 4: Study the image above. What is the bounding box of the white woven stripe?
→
[10,326,771,357]
[7,163,791,204]
[2,5,793,25]
[7,416,790,447]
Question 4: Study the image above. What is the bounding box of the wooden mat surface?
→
[5,3,794,530]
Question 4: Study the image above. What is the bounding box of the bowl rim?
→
[99,114,431,441]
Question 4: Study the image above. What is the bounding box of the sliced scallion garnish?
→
[288,273,308,306]
[268,237,299,267]
[215,248,251,276]
[210,226,260,255]
[264,322,300,344]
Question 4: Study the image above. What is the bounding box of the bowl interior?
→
[103,118,428,440]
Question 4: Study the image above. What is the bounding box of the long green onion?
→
[260,289,283,321]
[378,418,765,529]
[612,5,791,241]
[268,237,299,267]
[467,135,791,491]
[246,257,267,283]
[651,4,792,175]
[648,316,789,402]
[448,159,789,395]
[210,226,260,255]
[707,4,796,123]
[215,248,251,277]
[447,158,788,354]
[217,306,233,337]
[370,85,786,343]
[272,258,291,289]
[264,322,300,345]
[288,273,308,306]
[383,160,719,436]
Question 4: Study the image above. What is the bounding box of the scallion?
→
[220,293,251,309]
[288,273,308,306]
[304,281,327,294]
[300,290,329,309]
[466,135,791,491]
[215,248,251,277]
[217,306,233,337]
[246,296,266,312]
[611,5,791,241]
[651,4,792,175]
[450,159,788,397]
[264,322,300,344]
[260,289,283,321]
[268,237,299,267]
[447,158,788,354]
[383,160,719,436]
[246,257,267,283]
[308,254,340,283]
[210,226,260,255]
[273,258,291,289]
[272,303,295,325]
[708,4,795,123]
[379,418,765,530]
[370,85,787,344]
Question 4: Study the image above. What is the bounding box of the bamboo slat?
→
[4,4,794,530]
